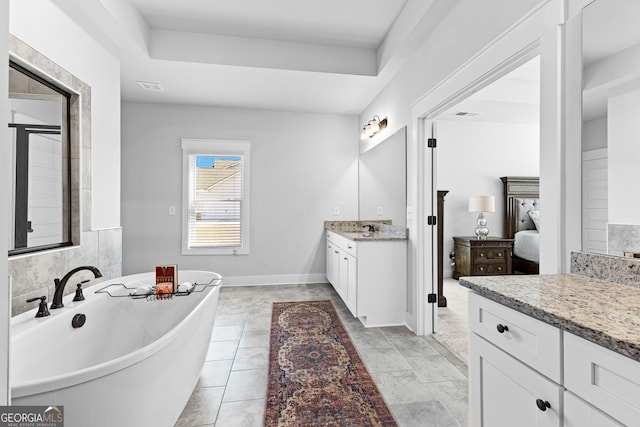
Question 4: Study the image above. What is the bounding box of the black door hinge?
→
[427,138,437,148]
[427,215,437,226]
[428,293,437,304]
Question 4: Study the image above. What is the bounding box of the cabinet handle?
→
[344,257,348,260]
[535,399,551,411]
[496,324,509,333]
[348,245,353,249]
[334,251,339,254]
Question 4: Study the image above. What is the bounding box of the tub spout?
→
[51,266,103,309]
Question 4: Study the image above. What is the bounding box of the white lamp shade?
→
[468,195,495,213]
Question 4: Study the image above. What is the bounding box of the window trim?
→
[181,138,251,255]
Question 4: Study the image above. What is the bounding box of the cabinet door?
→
[326,242,340,288]
[338,252,351,303]
[344,253,357,317]
[470,334,561,427]
[564,391,624,427]
[564,332,640,426]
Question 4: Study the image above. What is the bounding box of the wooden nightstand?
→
[452,236,514,279]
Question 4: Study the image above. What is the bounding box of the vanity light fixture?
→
[360,115,388,139]
[468,195,495,240]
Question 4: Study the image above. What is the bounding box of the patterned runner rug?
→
[265,300,397,426]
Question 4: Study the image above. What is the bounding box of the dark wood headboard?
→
[500,176,539,239]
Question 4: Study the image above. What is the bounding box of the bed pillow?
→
[528,211,540,231]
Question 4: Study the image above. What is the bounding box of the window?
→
[8,60,74,256]
[182,139,250,255]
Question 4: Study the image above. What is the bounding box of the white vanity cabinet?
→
[471,334,562,427]
[564,391,624,427]
[469,291,640,427]
[469,293,562,426]
[563,332,640,427]
[325,230,406,327]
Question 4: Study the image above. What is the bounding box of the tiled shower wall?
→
[9,36,122,316]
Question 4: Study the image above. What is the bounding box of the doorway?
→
[431,56,541,362]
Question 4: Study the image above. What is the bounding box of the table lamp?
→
[468,195,495,240]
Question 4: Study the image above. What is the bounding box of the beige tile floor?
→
[174,283,469,427]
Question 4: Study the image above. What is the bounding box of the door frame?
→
[410,0,577,335]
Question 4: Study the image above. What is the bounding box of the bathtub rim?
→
[10,270,222,399]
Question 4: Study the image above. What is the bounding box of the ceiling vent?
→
[452,111,480,117]
[137,80,164,92]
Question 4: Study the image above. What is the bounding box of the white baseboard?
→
[221,273,329,287]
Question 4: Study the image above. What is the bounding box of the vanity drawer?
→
[469,292,561,382]
[564,332,640,427]
[326,231,357,257]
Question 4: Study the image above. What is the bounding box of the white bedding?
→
[514,230,539,263]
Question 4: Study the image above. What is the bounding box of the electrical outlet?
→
[168,206,176,216]
[333,207,340,216]
[377,207,383,216]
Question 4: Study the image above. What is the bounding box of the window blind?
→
[187,154,243,248]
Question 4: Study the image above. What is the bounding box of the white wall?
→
[608,80,640,224]
[583,116,607,151]
[9,0,121,230]
[1,0,10,405]
[121,102,358,283]
[357,0,545,330]
[437,120,540,278]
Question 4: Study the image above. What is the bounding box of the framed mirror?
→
[8,61,73,255]
[582,0,640,256]
[358,126,407,227]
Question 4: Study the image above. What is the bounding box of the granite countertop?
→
[459,274,640,363]
[332,230,407,241]
[324,220,408,241]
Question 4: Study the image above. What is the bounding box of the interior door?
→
[426,120,438,333]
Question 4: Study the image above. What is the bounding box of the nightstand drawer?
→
[474,249,507,261]
[474,263,507,275]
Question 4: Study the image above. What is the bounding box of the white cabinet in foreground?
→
[469,292,640,427]
[325,230,406,327]
[469,293,561,426]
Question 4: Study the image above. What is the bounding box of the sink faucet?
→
[50,266,103,309]
[363,224,376,232]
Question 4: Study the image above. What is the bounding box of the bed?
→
[500,176,540,274]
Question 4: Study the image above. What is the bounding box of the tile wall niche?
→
[8,35,122,316]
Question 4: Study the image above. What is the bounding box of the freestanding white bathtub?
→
[10,270,221,427]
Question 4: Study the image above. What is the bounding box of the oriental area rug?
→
[265,300,398,426]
